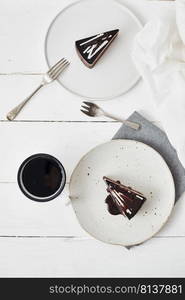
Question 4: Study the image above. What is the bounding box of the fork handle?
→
[103,112,140,130]
[6,84,44,121]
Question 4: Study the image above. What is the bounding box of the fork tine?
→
[49,59,68,77]
[83,101,93,106]
[83,101,99,109]
[81,105,89,110]
[81,109,92,117]
[47,58,65,75]
[51,60,70,79]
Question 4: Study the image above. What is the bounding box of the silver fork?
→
[7,58,70,121]
[81,102,140,130]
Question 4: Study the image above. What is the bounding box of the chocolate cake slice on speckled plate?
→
[103,176,146,220]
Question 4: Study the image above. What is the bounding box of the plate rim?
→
[44,0,143,100]
[69,139,175,246]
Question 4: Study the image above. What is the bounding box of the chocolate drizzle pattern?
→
[103,176,147,220]
[75,29,119,68]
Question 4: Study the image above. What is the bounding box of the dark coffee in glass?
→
[17,154,66,202]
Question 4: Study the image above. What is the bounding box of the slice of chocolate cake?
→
[103,176,146,220]
[75,29,119,68]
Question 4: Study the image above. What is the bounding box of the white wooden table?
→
[0,0,184,278]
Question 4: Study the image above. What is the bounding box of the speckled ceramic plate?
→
[69,140,175,246]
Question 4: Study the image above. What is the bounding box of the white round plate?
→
[69,140,175,246]
[45,0,142,100]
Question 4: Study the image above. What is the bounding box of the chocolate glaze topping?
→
[103,176,147,220]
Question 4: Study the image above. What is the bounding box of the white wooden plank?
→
[0,0,174,73]
[0,182,184,237]
[0,237,184,277]
[0,183,85,236]
[0,75,158,122]
[0,122,121,182]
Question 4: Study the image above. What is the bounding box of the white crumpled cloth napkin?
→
[132,0,185,167]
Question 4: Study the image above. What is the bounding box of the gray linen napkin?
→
[113,112,185,202]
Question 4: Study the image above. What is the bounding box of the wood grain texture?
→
[0,237,184,277]
[0,183,85,236]
[0,75,158,122]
